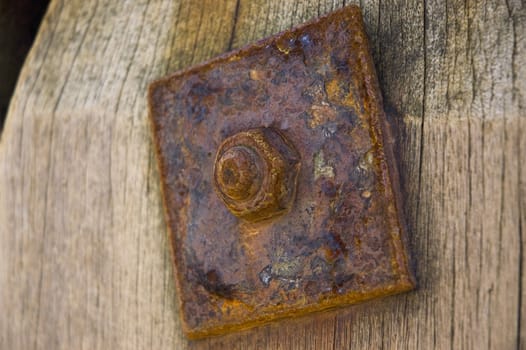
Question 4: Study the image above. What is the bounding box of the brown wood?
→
[0,0,524,349]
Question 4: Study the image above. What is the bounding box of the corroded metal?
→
[214,127,301,222]
[148,5,415,339]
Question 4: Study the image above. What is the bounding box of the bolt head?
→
[213,127,301,222]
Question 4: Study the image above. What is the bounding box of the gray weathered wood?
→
[0,0,524,349]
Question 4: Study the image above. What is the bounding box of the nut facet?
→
[213,127,301,222]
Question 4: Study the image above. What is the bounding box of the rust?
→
[213,127,301,222]
[148,5,415,339]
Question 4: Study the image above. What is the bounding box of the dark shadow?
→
[0,0,50,134]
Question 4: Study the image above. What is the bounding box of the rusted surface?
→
[214,127,301,222]
[148,5,415,339]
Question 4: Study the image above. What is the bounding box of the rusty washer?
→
[148,5,415,339]
[213,127,301,222]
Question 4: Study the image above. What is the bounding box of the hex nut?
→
[213,127,301,222]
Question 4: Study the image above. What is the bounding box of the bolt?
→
[215,145,262,201]
[213,127,301,222]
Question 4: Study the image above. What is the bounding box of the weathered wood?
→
[0,0,524,349]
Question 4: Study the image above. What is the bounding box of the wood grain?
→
[0,0,524,349]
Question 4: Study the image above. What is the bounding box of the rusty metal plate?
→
[148,5,415,339]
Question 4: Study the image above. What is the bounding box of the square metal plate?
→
[148,5,414,339]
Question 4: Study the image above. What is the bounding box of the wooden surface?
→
[0,0,524,349]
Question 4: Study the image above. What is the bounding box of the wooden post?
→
[0,0,524,349]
